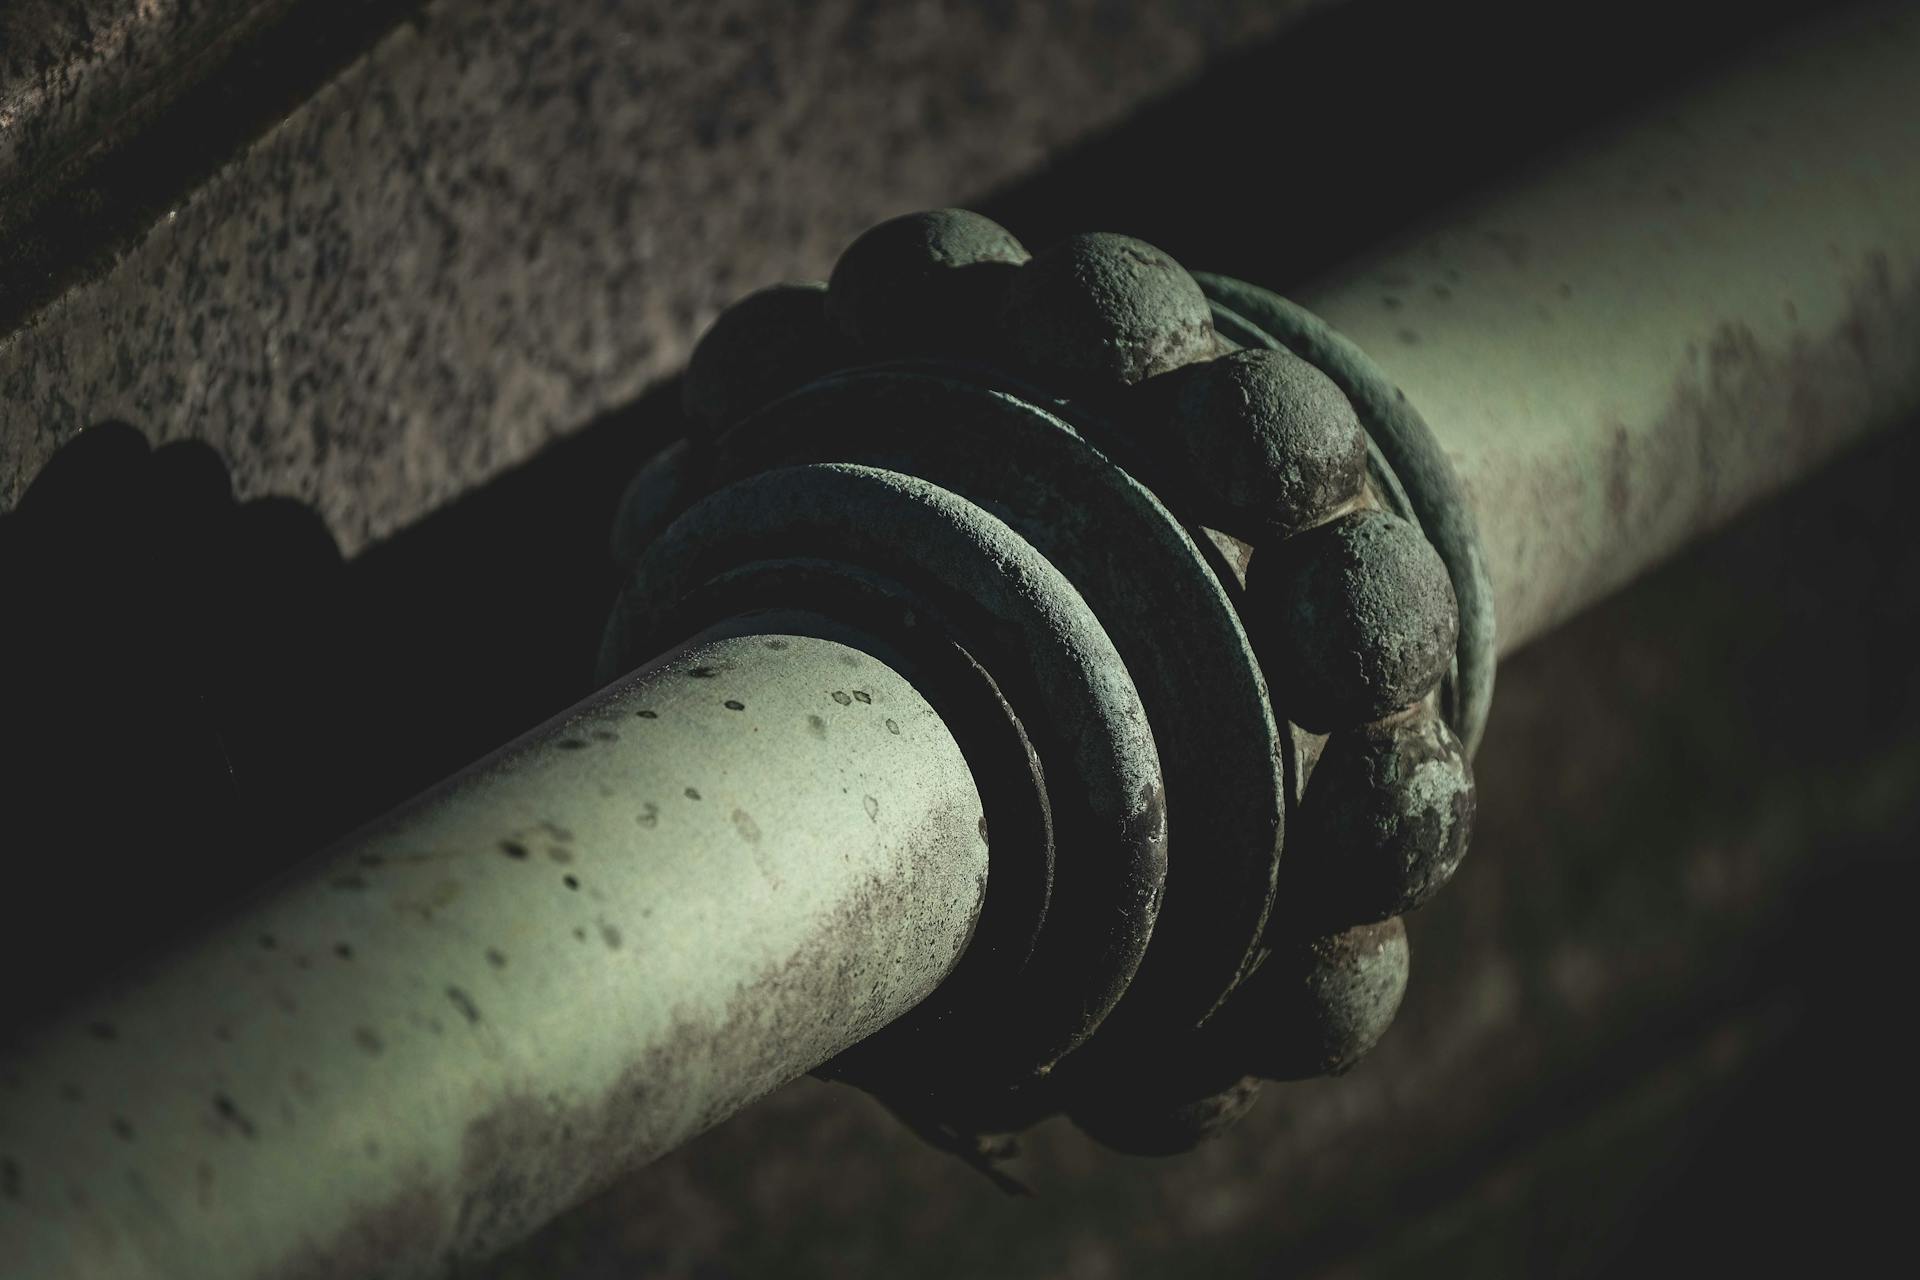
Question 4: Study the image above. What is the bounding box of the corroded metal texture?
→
[1247,508,1459,733]
[0,632,987,1279]
[711,367,1286,1046]
[604,461,1167,1079]
[1292,1,1920,654]
[467,415,1920,1277]
[1198,277,1496,754]
[634,225,1474,1143]
[1002,233,1216,387]
[0,0,1327,549]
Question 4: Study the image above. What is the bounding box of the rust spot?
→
[447,987,482,1024]
[1606,422,1632,521]
[213,1093,257,1138]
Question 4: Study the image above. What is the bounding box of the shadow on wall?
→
[1,424,355,1023]
[0,387,682,1025]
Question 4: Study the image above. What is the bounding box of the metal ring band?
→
[601,462,1166,1080]
[717,364,1286,1042]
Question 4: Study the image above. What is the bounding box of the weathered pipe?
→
[1292,1,1920,654]
[0,631,988,1279]
[6,5,1920,1279]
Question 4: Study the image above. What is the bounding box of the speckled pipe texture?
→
[0,631,988,1280]
[0,0,1325,549]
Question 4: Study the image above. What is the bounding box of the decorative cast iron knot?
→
[600,209,1495,1168]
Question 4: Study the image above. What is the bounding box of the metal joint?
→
[609,210,1490,1156]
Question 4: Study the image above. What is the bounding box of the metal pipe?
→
[6,6,1920,1278]
[1294,1,1920,654]
[0,631,988,1279]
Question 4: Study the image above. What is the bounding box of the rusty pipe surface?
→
[0,631,988,1279]
[6,5,1920,1279]
[1293,0,1920,655]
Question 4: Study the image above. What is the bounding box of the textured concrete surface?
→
[4,1,1911,1274]
[2,1,275,189]
[0,0,406,330]
[0,0,1322,548]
